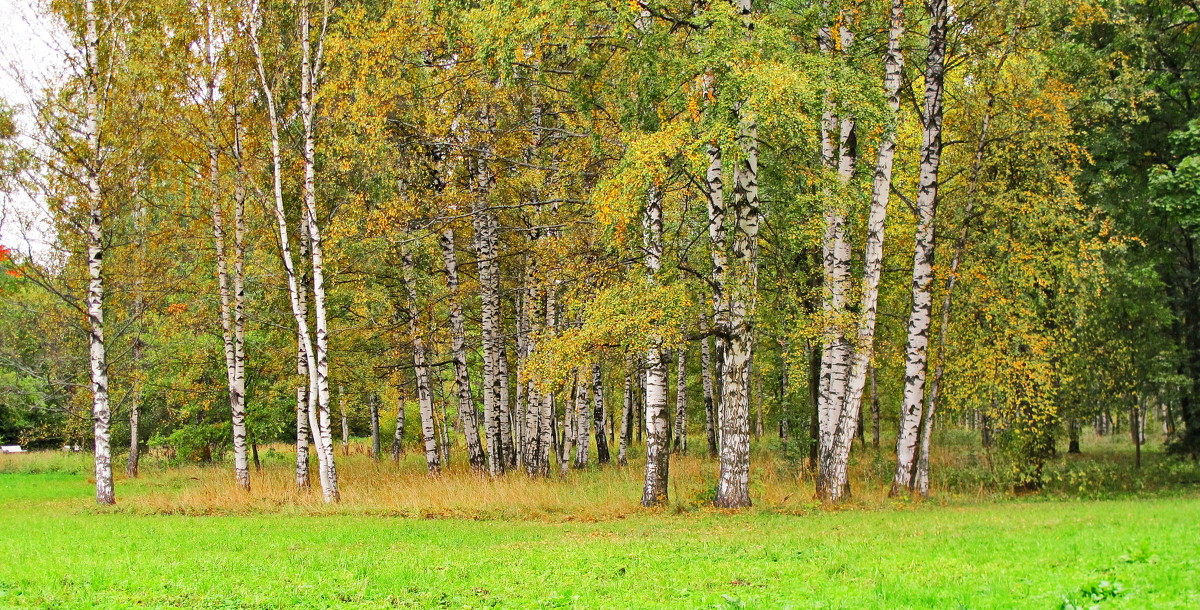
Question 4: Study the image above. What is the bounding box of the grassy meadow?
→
[1,432,1198,608]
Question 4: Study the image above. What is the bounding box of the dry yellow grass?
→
[103,440,953,519]
[14,430,1149,519]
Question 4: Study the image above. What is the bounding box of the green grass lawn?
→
[1,472,1197,609]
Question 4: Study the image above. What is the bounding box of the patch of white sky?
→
[1,1,228,259]
[0,0,70,258]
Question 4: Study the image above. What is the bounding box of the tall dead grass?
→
[6,430,1169,519]
[99,441,948,518]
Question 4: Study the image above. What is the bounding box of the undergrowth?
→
[2,428,1196,519]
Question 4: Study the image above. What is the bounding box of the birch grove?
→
[0,0,1167,510]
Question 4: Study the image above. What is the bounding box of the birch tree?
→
[715,0,760,510]
[892,0,948,495]
[391,390,406,461]
[815,5,857,496]
[199,2,249,491]
[400,244,440,473]
[295,217,312,488]
[701,312,718,457]
[297,0,340,496]
[916,3,1026,493]
[245,0,338,501]
[672,348,687,453]
[24,0,165,505]
[440,226,486,470]
[619,356,633,466]
[369,393,380,460]
[591,362,610,464]
[642,188,670,506]
[817,0,906,501]
[83,0,113,506]
[574,368,591,467]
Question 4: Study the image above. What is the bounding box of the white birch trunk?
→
[232,113,249,490]
[561,377,577,474]
[248,0,337,501]
[521,284,544,475]
[717,172,757,509]
[127,299,144,478]
[127,201,146,479]
[296,220,314,487]
[205,15,249,487]
[83,0,113,506]
[816,22,840,468]
[700,312,718,457]
[400,245,441,473]
[819,0,905,501]
[127,340,140,479]
[643,346,670,506]
[575,368,591,467]
[705,141,729,454]
[891,0,947,496]
[299,0,340,500]
[439,227,486,469]
[701,64,729,449]
[915,107,996,496]
[437,388,451,464]
[816,15,856,492]
[210,148,249,489]
[591,363,610,464]
[497,329,515,468]
[636,365,645,445]
[619,357,633,466]
[642,188,670,506]
[515,276,530,469]
[518,279,542,470]
[537,290,557,473]
[715,2,759,507]
[391,391,406,462]
[917,20,1021,494]
[473,208,503,475]
[673,349,687,453]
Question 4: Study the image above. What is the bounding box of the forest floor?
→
[1,433,1198,608]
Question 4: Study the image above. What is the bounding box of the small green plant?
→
[772,434,813,477]
[149,423,230,464]
[1059,580,1125,609]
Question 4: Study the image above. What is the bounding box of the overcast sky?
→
[0,0,68,256]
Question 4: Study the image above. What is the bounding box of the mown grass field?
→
[1,435,1198,608]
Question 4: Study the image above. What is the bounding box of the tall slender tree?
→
[892,0,948,496]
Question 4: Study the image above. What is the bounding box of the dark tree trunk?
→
[807,344,821,470]
[370,393,381,461]
[1067,418,1080,454]
[251,432,261,471]
[593,363,610,464]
